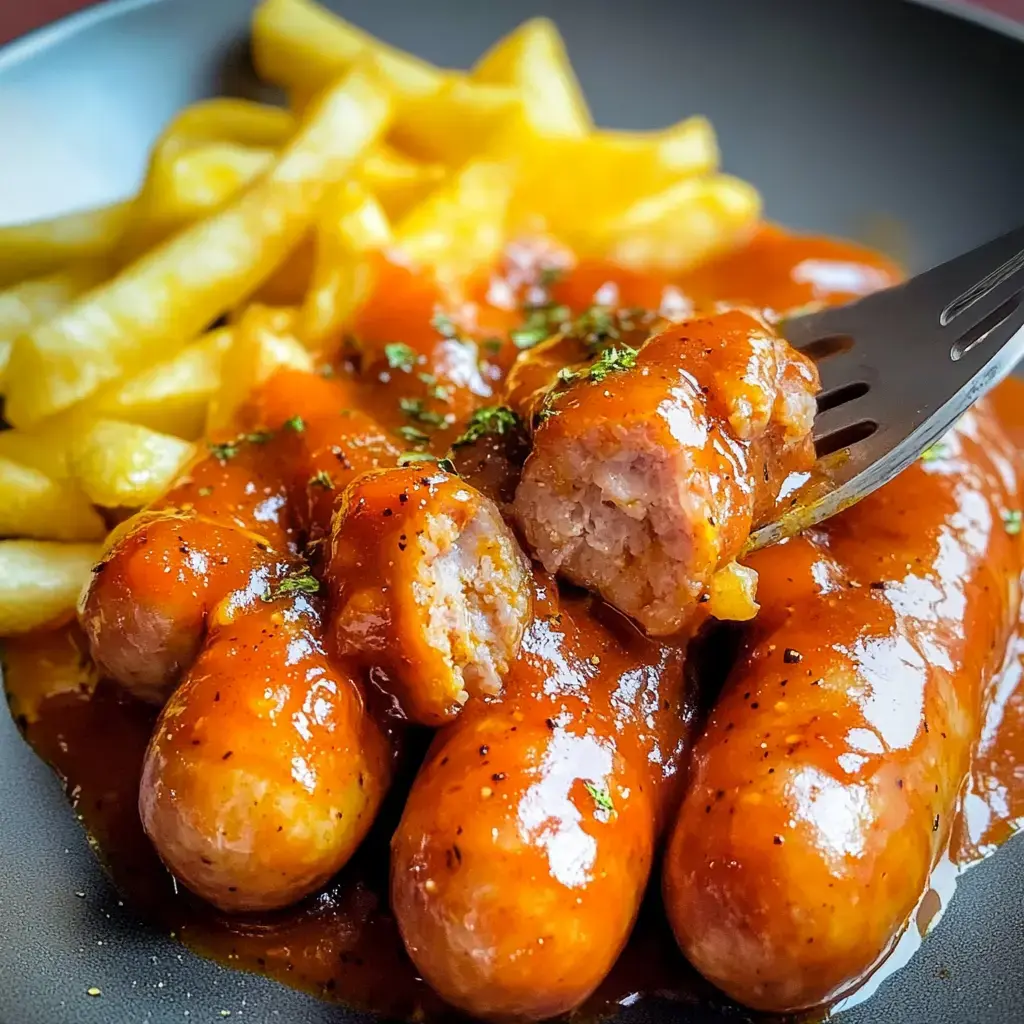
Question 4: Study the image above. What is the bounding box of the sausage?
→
[662,402,1023,1011]
[511,310,819,635]
[326,466,532,725]
[391,578,691,1019]
[79,440,295,703]
[139,585,391,912]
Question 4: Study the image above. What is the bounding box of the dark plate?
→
[2,1,1024,1022]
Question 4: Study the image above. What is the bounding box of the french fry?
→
[0,457,105,541]
[577,174,762,271]
[69,419,195,509]
[359,144,446,220]
[0,416,79,481]
[0,264,108,389]
[506,116,720,239]
[4,63,393,429]
[0,542,101,637]
[390,78,522,168]
[88,327,233,439]
[207,305,314,432]
[300,181,391,346]
[0,201,130,289]
[153,98,296,149]
[393,160,514,288]
[473,18,591,138]
[253,0,441,99]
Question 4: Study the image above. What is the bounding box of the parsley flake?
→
[208,441,239,462]
[384,342,417,373]
[431,311,463,342]
[583,780,615,817]
[309,470,334,490]
[417,372,451,402]
[283,415,305,433]
[400,396,446,427]
[538,265,565,289]
[452,406,523,448]
[1004,509,1022,536]
[398,451,458,474]
[588,344,639,383]
[920,442,950,463]
[245,429,273,445]
[262,568,320,602]
[483,337,503,355]
[511,302,571,350]
[397,424,431,445]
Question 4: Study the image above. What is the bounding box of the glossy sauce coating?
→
[391,578,692,1020]
[327,466,531,725]
[663,401,1024,1011]
[511,311,818,635]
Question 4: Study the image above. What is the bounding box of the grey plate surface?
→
[2,1,1024,1022]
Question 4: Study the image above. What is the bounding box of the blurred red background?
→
[1,0,1022,45]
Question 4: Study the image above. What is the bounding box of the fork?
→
[747,223,1024,552]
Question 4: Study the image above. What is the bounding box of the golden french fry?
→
[390,78,522,168]
[579,174,762,271]
[473,17,591,138]
[393,160,514,287]
[4,63,393,428]
[0,264,108,390]
[89,327,233,439]
[207,305,314,432]
[359,145,446,220]
[0,416,79,481]
[155,98,296,149]
[69,419,195,509]
[300,181,391,345]
[253,0,441,99]
[0,542,101,637]
[506,116,720,239]
[0,456,105,541]
[0,201,130,289]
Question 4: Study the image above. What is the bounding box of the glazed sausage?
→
[391,578,691,1019]
[511,311,818,635]
[327,466,532,725]
[139,585,391,912]
[662,402,1023,1011]
[79,440,294,703]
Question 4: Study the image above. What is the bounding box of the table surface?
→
[2,0,1022,46]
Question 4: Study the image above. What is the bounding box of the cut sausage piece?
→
[79,440,294,704]
[327,466,531,725]
[391,581,691,1020]
[139,586,391,913]
[511,310,818,635]
[662,403,1023,1012]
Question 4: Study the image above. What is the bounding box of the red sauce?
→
[3,227,1021,1022]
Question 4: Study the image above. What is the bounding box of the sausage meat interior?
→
[2,2,1024,1021]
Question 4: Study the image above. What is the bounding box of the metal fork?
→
[747,223,1024,552]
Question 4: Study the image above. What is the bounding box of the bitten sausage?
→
[391,578,691,1019]
[327,466,532,725]
[511,311,818,635]
[140,586,391,912]
[662,402,1023,1011]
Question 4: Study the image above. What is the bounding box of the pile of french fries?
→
[0,0,761,638]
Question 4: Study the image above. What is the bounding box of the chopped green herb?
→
[262,568,320,602]
[511,302,571,350]
[245,429,273,445]
[397,424,431,445]
[197,486,214,498]
[400,396,446,427]
[483,337,503,355]
[418,372,451,402]
[920,442,950,463]
[1003,509,1022,536]
[398,451,458,474]
[583,780,615,817]
[452,406,523,448]
[384,342,417,373]
[309,470,334,490]
[283,415,305,433]
[431,311,462,341]
[538,265,565,289]
[208,441,238,462]
[567,305,649,350]
[588,344,639,383]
